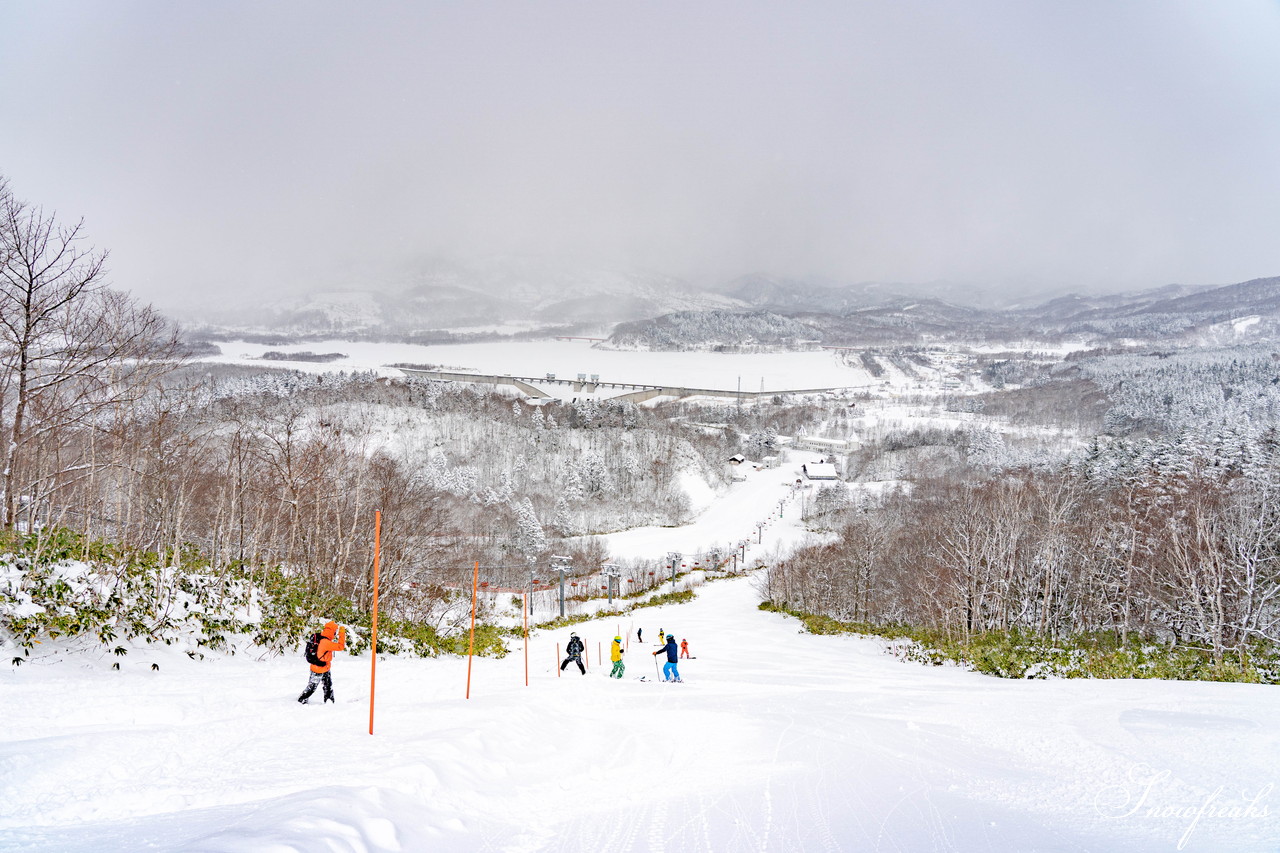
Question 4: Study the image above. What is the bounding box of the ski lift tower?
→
[551,555,572,617]
[667,551,682,591]
[602,563,621,605]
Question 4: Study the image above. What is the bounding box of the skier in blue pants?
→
[653,634,681,682]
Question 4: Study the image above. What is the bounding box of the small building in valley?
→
[801,461,839,480]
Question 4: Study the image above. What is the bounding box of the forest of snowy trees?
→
[14,365,745,614]
[770,348,1280,676]
[607,310,818,350]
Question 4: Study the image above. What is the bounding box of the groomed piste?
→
[4,573,1278,852]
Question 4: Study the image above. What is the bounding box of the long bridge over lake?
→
[397,367,848,403]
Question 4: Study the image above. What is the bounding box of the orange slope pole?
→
[368,509,382,735]
[466,559,479,699]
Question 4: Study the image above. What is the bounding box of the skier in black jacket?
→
[561,632,586,674]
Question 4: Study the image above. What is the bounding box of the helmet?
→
[570,632,578,637]
[613,636,621,642]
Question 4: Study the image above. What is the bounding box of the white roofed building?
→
[801,461,839,480]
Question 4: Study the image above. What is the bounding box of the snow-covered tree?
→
[513,497,546,561]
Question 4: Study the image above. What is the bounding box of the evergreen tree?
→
[551,495,575,535]
[564,467,585,503]
[514,497,547,561]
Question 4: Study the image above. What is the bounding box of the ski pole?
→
[653,653,660,680]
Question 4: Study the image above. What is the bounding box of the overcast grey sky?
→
[2,1,1279,309]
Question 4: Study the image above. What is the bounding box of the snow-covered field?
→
[4,575,1277,852]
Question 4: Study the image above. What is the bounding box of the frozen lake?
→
[203,339,878,392]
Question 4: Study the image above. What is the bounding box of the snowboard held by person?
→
[609,635,625,678]
[561,632,586,675]
[298,621,346,704]
[653,634,680,682]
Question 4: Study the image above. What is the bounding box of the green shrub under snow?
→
[0,528,508,664]
[758,601,1280,684]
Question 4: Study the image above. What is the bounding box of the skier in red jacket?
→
[298,621,346,704]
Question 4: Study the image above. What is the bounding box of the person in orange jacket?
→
[298,621,346,704]
[680,638,690,658]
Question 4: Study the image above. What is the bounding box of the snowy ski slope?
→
[3,574,1278,851]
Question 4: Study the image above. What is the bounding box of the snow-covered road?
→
[3,576,1277,852]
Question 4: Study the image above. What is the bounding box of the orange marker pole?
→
[368,509,382,735]
[523,593,529,687]
[465,560,479,699]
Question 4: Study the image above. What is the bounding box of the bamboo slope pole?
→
[523,593,529,687]
[465,560,479,699]
[368,510,382,734]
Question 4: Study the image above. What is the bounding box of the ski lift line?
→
[410,563,557,572]
[406,554,727,574]
[441,583,558,593]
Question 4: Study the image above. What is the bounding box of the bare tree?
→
[0,177,181,528]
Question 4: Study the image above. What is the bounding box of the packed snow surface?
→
[4,576,1278,852]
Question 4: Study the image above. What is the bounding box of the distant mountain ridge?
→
[181,260,1280,347]
[612,275,1280,348]
[188,257,737,335]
